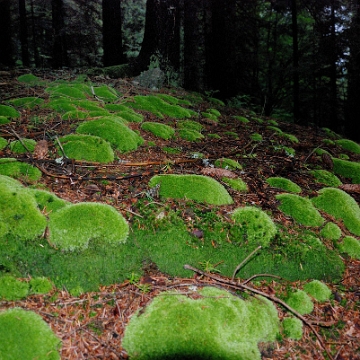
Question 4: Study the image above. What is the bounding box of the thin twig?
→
[232,245,262,281]
[184,264,334,360]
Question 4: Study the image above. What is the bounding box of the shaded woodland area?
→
[1,0,360,141]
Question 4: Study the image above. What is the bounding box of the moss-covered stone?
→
[141,122,175,140]
[149,174,233,205]
[266,177,301,193]
[48,202,129,251]
[58,134,114,163]
[122,287,279,360]
[312,188,360,236]
[231,206,277,248]
[276,193,324,227]
[0,308,61,359]
[76,117,144,152]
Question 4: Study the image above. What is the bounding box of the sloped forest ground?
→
[0,69,359,360]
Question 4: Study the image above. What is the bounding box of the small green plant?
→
[199,260,221,274]
[127,272,141,285]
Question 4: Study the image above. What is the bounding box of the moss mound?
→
[17,73,43,85]
[149,174,233,205]
[231,206,277,248]
[0,158,41,183]
[58,134,114,163]
[62,110,88,120]
[335,139,360,154]
[332,157,360,183]
[30,188,69,213]
[46,84,89,99]
[0,308,61,360]
[0,275,29,300]
[93,85,119,101]
[276,193,324,227]
[338,236,360,259]
[76,117,144,152]
[177,120,203,132]
[266,177,301,193]
[309,170,342,187]
[222,177,248,192]
[141,122,175,140]
[48,202,129,251]
[45,98,77,113]
[312,188,360,236]
[178,128,204,141]
[29,277,53,295]
[215,158,242,170]
[122,287,279,360]
[282,317,303,340]
[7,97,44,109]
[320,222,342,240]
[303,280,332,302]
[0,137,7,149]
[285,290,314,315]
[0,104,20,118]
[9,138,36,154]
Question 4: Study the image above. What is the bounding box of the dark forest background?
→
[1,0,360,141]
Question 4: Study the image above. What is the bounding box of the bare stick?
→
[232,245,262,281]
[184,264,334,360]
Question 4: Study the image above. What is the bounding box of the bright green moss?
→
[282,317,303,340]
[339,153,350,160]
[320,222,342,240]
[267,126,283,134]
[0,158,42,182]
[207,108,221,117]
[122,287,279,360]
[29,277,53,294]
[162,146,181,154]
[231,206,277,248]
[141,122,175,140]
[309,170,342,187]
[116,111,143,123]
[266,177,301,193]
[285,290,314,315]
[58,134,114,163]
[322,127,341,139]
[0,275,29,300]
[303,280,332,302]
[208,133,221,139]
[276,194,324,227]
[332,157,360,183]
[0,137,7,149]
[250,133,263,141]
[45,98,77,113]
[208,97,225,106]
[335,139,360,154]
[61,110,88,120]
[281,133,299,143]
[48,202,129,252]
[224,131,238,139]
[9,138,36,154]
[105,104,131,112]
[234,115,250,123]
[312,188,360,236]
[7,97,44,109]
[0,104,20,118]
[149,174,233,205]
[177,120,203,132]
[47,84,88,99]
[267,120,278,126]
[322,138,335,145]
[17,73,43,85]
[76,117,143,152]
[178,128,204,141]
[0,308,61,360]
[215,158,242,170]
[222,177,248,192]
[30,188,69,213]
[74,99,103,111]
[201,112,218,121]
[88,110,111,117]
[338,236,360,259]
[0,116,11,124]
[93,85,119,101]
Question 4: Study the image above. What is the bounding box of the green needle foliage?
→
[266,177,301,193]
[312,188,360,236]
[303,280,332,302]
[0,308,61,360]
[122,287,280,360]
[48,202,129,252]
[231,206,277,248]
[276,193,324,227]
[149,174,233,205]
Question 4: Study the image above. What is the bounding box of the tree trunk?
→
[329,0,338,131]
[19,0,30,67]
[102,0,125,66]
[0,0,13,67]
[51,0,68,68]
[135,0,180,73]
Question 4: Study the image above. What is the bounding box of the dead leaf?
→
[201,167,237,178]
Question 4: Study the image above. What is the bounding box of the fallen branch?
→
[184,264,334,360]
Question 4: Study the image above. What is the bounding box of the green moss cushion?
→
[149,174,233,205]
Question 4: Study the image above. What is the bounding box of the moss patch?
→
[30,188,70,213]
[309,170,342,187]
[122,287,279,360]
[141,122,175,140]
[178,128,204,141]
[58,134,114,163]
[335,139,360,154]
[149,174,233,205]
[231,206,277,248]
[0,158,41,182]
[266,177,301,193]
[215,158,242,170]
[303,280,332,302]
[177,120,203,132]
[0,275,29,300]
[320,222,342,240]
[222,177,248,192]
[9,138,36,154]
[312,188,360,236]
[48,202,129,252]
[0,104,20,118]
[332,157,360,183]
[0,137,7,149]
[282,317,303,340]
[276,194,324,227]
[76,117,144,152]
[17,73,43,85]
[338,236,360,259]
[0,308,61,360]
[7,97,44,109]
[285,289,314,315]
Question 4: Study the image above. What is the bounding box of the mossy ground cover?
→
[1,72,359,359]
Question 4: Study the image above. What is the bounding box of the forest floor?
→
[0,69,359,360]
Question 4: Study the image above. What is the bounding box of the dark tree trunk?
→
[19,0,30,67]
[0,0,13,67]
[51,0,68,68]
[30,0,39,67]
[102,0,125,66]
[346,0,360,142]
[135,0,180,73]
[329,0,338,131]
[291,0,301,124]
